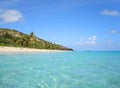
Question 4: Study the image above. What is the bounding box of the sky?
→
[0,0,120,51]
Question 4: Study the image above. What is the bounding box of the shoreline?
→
[0,46,67,54]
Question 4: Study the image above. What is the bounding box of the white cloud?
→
[78,35,97,46]
[101,9,120,16]
[86,35,96,46]
[110,29,118,34]
[0,9,23,23]
[78,37,84,45]
[107,39,112,46]
[0,0,20,8]
[109,29,120,34]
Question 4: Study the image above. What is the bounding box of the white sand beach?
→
[0,46,64,54]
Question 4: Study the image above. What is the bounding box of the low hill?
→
[0,28,73,51]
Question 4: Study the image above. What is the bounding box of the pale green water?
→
[0,51,120,88]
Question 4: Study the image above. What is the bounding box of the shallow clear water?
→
[0,51,120,88]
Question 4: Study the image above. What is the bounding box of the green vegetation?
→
[0,28,73,51]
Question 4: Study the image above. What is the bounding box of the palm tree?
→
[15,36,29,47]
[30,32,34,38]
[29,31,35,42]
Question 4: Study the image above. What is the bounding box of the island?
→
[0,28,73,52]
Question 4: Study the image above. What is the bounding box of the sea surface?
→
[0,51,120,88]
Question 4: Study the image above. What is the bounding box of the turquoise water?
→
[0,51,120,88]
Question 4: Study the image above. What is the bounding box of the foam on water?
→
[0,51,120,88]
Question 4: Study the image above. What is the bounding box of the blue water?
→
[0,51,120,88]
